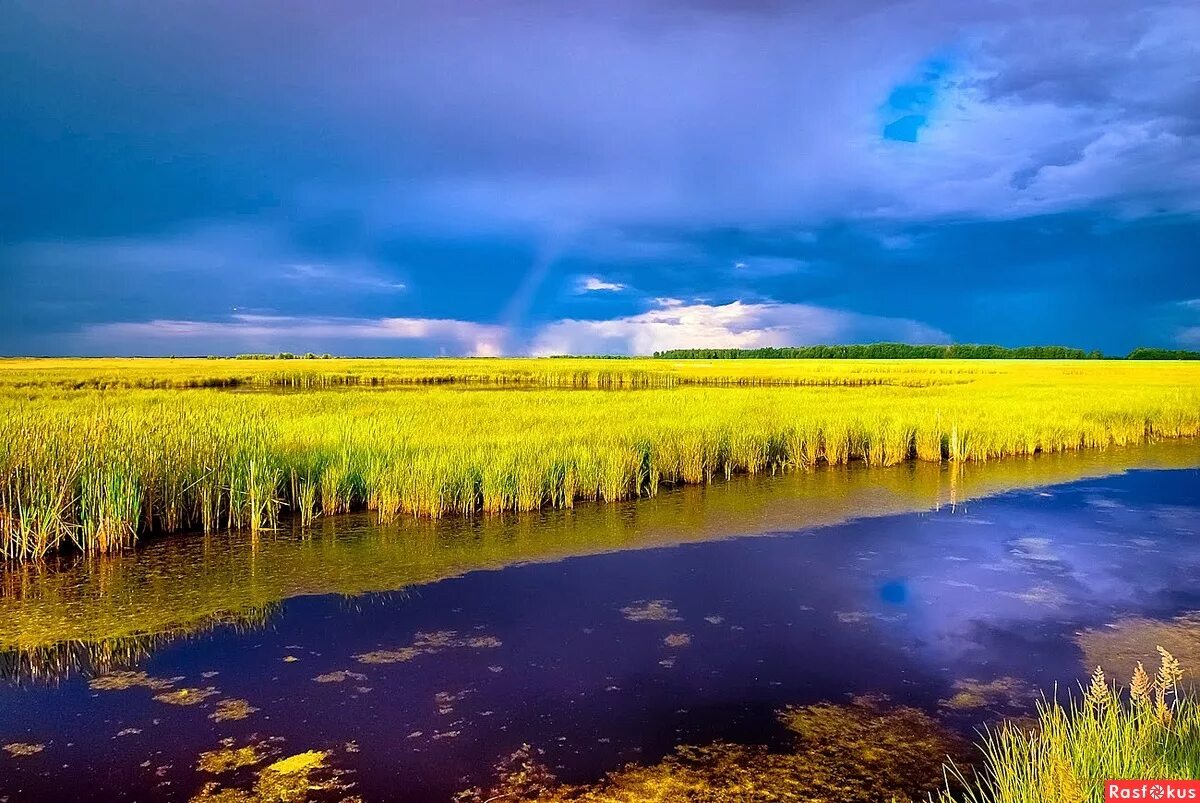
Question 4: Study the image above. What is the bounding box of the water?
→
[1,442,1199,801]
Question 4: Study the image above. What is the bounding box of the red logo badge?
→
[1106,781,1200,801]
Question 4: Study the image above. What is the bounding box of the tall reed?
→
[935,649,1200,803]
[2,359,1198,562]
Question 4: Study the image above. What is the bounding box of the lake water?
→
[1,442,1199,801]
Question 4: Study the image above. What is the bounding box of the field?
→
[2,357,1199,562]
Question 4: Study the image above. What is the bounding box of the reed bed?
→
[935,650,1200,802]
[0,356,1118,390]
[2,359,1199,562]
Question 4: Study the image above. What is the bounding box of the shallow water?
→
[1,443,1199,801]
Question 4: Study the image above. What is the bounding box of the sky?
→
[2,0,1198,357]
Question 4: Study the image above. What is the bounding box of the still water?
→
[1,442,1199,801]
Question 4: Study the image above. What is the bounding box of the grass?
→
[454,652,1200,802]
[6,441,1197,679]
[935,649,1200,803]
[2,358,1199,561]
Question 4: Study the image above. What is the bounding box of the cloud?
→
[5,0,1199,244]
[81,314,507,357]
[731,257,810,277]
[68,299,948,357]
[576,275,627,293]
[530,299,950,356]
[285,263,406,292]
[2,1,1198,355]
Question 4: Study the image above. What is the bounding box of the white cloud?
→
[577,275,627,293]
[83,314,506,357]
[76,300,948,357]
[530,299,950,356]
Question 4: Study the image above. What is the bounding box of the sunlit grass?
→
[936,649,1200,803]
[2,358,1198,561]
[7,442,1196,674]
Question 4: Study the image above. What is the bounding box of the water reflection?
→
[3,441,1199,682]
[0,452,1197,801]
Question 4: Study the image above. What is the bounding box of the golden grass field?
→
[2,357,1199,561]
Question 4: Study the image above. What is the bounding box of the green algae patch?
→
[457,696,966,802]
[354,630,500,665]
[663,633,691,648]
[89,670,177,691]
[210,698,259,722]
[620,600,681,622]
[1078,612,1200,686]
[3,742,45,758]
[940,676,1035,712]
[154,686,219,706]
[198,744,266,774]
[190,748,355,803]
[313,671,366,684]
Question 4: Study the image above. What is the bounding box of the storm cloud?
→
[2,0,1197,355]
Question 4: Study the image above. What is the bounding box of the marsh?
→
[2,444,1198,800]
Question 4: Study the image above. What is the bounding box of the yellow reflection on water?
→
[2,440,1198,680]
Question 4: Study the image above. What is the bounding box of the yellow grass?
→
[1,358,1198,561]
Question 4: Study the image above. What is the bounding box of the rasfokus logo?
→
[1107,781,1200,800]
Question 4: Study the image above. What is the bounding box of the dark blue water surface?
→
[1,465,1199,801]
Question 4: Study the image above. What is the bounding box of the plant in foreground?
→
[937,648,1200,803]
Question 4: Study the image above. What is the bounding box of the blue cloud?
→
[1,1,1197,355]
[880,57,952,143]
[883,114,927,143]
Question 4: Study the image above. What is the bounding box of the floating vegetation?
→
[934,650,1199,802]
[312,671,367,684]
[190,748,354,803]
[153,686,220,706]
[6,359,1198,562]
[353,630,501,665]
[89,670,178,691]
[941,677,1035,712]
[620,600,682,622]
[458,696,965,802]
[2,742,45,758]
[435,688,475,715]
[197,743,266,774]
[663,633,692,648]
[1077,612,1200,685]
[210,699,259,723]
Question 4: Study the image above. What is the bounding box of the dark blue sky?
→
[2,0,1198,356]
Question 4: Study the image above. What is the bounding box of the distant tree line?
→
[652,344,1099,359]
[1126,348,1200,360]
[224,352,335,360]
[653,343,1200,360]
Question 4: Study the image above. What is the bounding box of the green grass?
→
[936,650,1200,803]
[2,358,1199,562]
